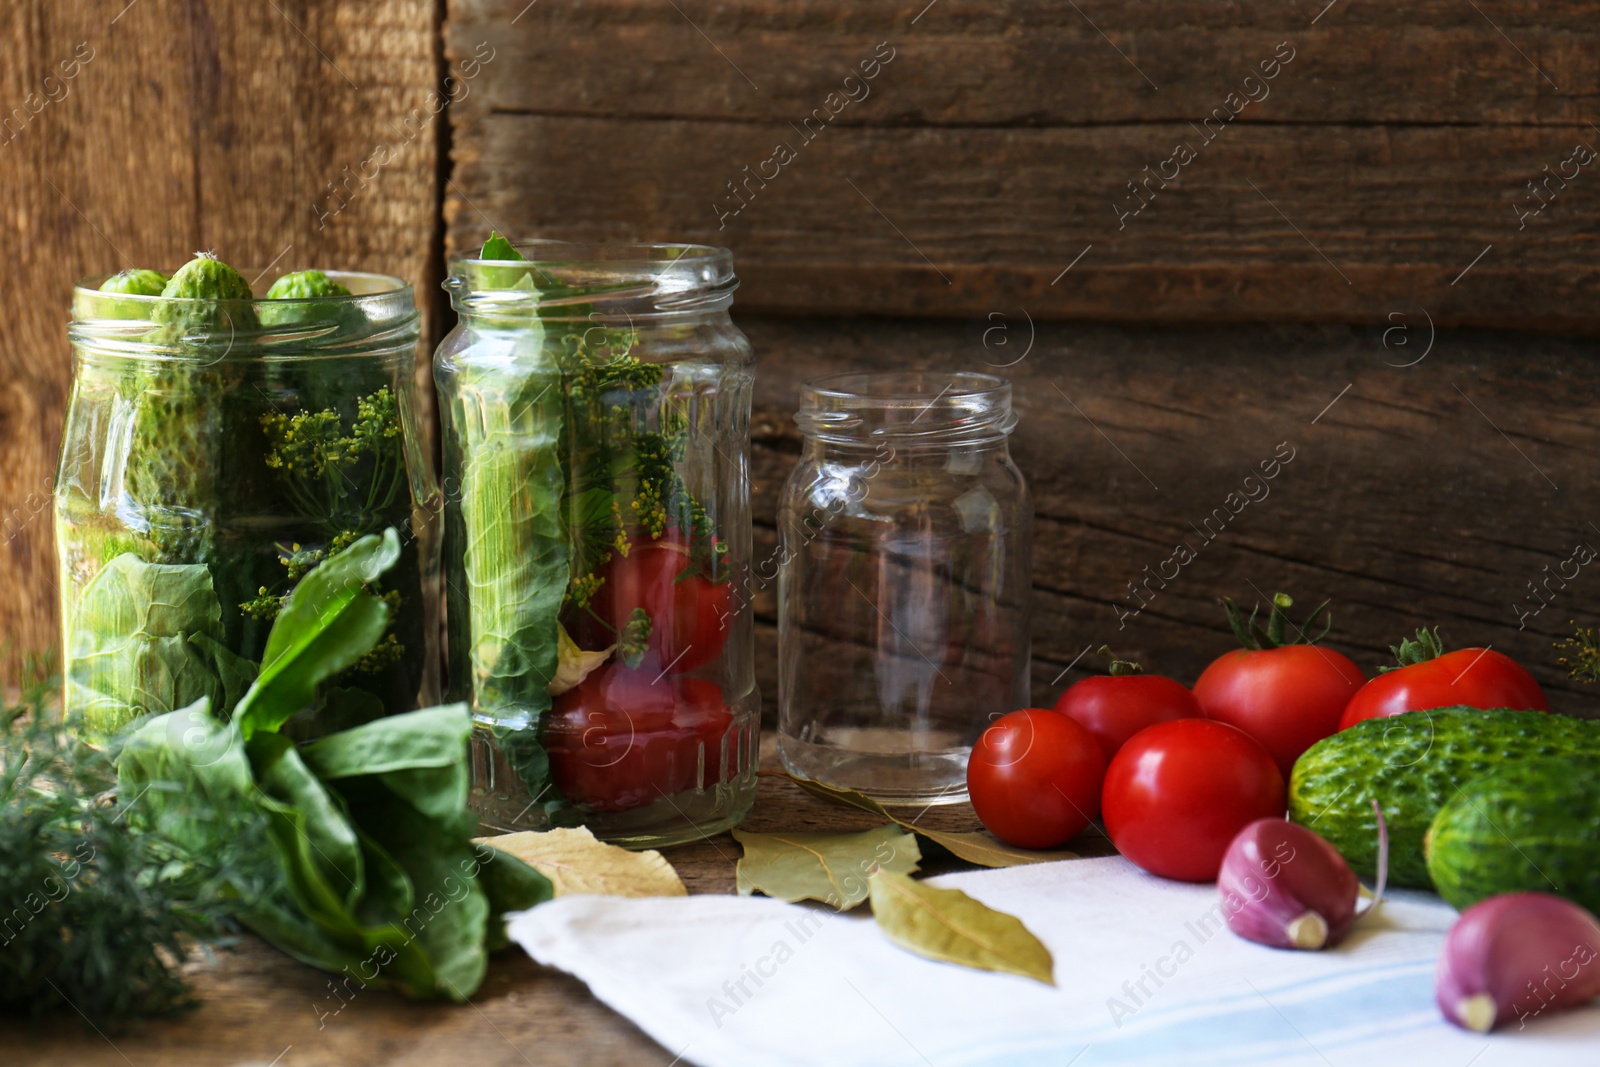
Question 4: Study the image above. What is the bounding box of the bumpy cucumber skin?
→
[99,269,169,297]
[260,269,354,327]
[1426,758,1600,915]
[1288,708,1600,888]
[263,269,349,301]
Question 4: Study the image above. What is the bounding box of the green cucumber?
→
[1288,708,1600,888]
[1426,758,1600,914]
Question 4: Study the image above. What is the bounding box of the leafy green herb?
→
[1,658,230,1029]
[1558,622,1600,682]
[234,529,399,740]
[117,532,554,1001]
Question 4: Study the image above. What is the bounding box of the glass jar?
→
[56,272,441,741]
[777,371,1031,805]
[436,240,758,847]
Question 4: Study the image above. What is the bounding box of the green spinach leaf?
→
[234,529,399,739]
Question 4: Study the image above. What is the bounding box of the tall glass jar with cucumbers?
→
[56,254,441,741]
[437,237,758,846]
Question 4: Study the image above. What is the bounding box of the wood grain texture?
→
[732,314,1600,718]
[444,0,1600,329]
[14,755,1017,1067]
[0,0,441,666]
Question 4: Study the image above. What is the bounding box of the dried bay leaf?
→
[914,828,1078,869]
[775,772,1079,868]
[478,827,686,898]
[868,869,1055,985]
[778,773,897,819]
[733,824,920,910]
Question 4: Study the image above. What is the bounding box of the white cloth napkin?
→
[506,856,1600,1067]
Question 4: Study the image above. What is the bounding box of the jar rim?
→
[797,371,1018,446]
[444,237,737,316]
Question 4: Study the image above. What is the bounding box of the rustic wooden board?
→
[0,0,441,667]
[733,315,1600,718]
[444,0,1600,330]
[12,760,1025,1067]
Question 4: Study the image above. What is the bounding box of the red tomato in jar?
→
[967,708,1107,849]
[1338,629,1547,730]
[1052,651,1201,760]
[546,663,734,812]
[1102,718,1286,882]
[582,535,731,674]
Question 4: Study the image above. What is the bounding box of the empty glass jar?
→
[777,371,1031,805]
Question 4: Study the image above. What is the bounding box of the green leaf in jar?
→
[233,529,401,740]
[867,869,1055,985]
[452,350,569,803]
[66,552,226,737]
[477,231,537,292]
[734,824,920,910]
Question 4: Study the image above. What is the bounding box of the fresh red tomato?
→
[1102,718,1286,882]
[1053,652,1201,760]
[546,663,733,812]
[1194,645,1363,777]
[1339,628,1547,730]
[581,535,731,674]
[1191,594,1364,777]
[967,708,1107,849]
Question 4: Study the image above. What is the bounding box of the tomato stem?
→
[1223,592,1333,650]
[1382,626,1446,672]
[1098,645,1145,677]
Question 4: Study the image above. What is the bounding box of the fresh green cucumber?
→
[1425,758,1600,914]
[1288,707,1600,888]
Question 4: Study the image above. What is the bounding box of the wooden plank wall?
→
[445,0,1600,330]
[0,0,441,667]
[445,1,1600,715]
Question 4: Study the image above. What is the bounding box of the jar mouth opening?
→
[445,238,737,316]
[798,371,1017,446]
[69,271,419,361]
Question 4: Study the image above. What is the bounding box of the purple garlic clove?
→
[1218,818,1360,950]
[1437,892,1600,1033]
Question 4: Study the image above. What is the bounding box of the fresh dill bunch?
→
[253,391,408,666]
[260,386,404,537]
[0,659,229,1030]
[1557,621,1600,683]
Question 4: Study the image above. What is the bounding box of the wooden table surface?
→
[15,761,1089,1067]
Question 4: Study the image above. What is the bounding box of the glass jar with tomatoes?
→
[777,371,1032,805]
[435,239,758,846]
